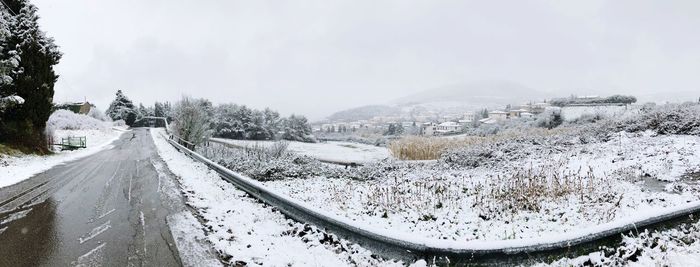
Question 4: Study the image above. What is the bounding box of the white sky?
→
[32,0,700,119]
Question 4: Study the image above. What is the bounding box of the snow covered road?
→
[0,128,217,266]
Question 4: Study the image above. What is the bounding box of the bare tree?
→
[172,96,213,148]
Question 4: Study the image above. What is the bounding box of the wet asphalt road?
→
[0,128,187,267]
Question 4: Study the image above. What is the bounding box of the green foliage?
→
[0,0,62,153]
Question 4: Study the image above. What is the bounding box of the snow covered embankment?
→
[150,129,400,266]
[0,110,125,188]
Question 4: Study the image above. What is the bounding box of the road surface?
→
[0,128,199,266]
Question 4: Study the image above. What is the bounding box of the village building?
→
[436,121,461,134]
[508,109,529,118]
[55,101,95,115]
[420,123,437,136]
[488,110,508,121]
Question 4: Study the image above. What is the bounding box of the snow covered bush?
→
[197,142,324,181]
[46,109,110,131]
[535,107,563,129]
[544,220,700,266]
[0,95,23,112]
[172,96,213,148]
[197,141,409,181]
[281,114,315,142]
[620,102,700,136]
[87,107,110,121]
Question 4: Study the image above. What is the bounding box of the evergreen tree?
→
[384,123,396,135]
[262,108,281,139]
[395,123,405,135]
[154,101,165,117]
[0,1,61,152]
[281,114,312,142]
[105,90,137,126]
[0,8,18,88]
[136,103,150,119]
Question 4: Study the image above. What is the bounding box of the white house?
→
[436,121,462,134]
[488,110,508,121]
[508,109,529,118]
[462,112,475,123]
[421,123,437,136]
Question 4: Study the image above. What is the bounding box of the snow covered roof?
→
[489,110,507,114]
[509,109,529,112]
[438,121,460,127]
[479,118,497,124]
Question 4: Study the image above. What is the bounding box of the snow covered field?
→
[211,138,390,163]
[262,131,700,242]
[169,103,700,265]
[151,129,408,266]
[0,127,126,188]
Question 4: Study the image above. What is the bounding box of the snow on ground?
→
[0,110,125,188]
[151,129,403,266]
[539,219,700,266]
[0,127,126,188]
[167,211,222,267]
[211,138,390,163]
[261,132,700,242]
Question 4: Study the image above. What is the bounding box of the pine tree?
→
[106,90,137,126]
[0,8,18,88]
[154,101,165,117]
[0,0,61,152]
[385,123,396,135]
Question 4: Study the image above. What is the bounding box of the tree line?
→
[105,91,313,146]
[550,95,637,107]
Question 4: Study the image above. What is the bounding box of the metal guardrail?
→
[166,136,700,266]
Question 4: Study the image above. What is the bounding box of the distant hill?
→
[323,81,553,122]
[393,80,548,106]
[326,105,401,122]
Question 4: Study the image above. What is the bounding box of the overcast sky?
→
[32,0,700,120]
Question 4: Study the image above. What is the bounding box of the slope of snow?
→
[151,129,402,266]
[540,219,700,266]
[47,109,112,131]
[212,138,391,163]
[0,127,126,188]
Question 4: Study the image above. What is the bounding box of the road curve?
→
[0,128,191,266]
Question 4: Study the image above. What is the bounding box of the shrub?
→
[46,110,110,131]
